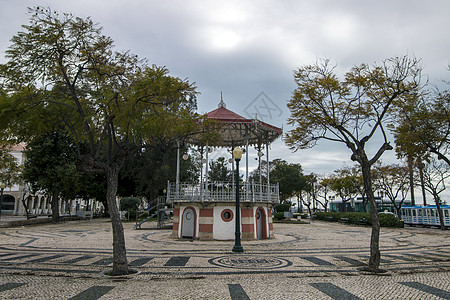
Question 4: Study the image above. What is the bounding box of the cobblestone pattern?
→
[0,273,449,299]
[0,218,448,299]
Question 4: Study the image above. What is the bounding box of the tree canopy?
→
[285,56,422,272]
[394,88,450,166]
[22,130,79,220]
[0,7,199,275]
[270,159,308,203]
[372,163,410,217]
[208,157,232,182]
[328,167,361,211]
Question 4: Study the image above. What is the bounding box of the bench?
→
[338,218,350,223]
[325,216,334,221]
[357,218,369,225]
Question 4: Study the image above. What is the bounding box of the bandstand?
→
[168,97,282,240]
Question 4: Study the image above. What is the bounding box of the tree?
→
[421,158,449,230]
[394,77,450,165]
[328,168,360,212]
[285,56,422,272]
[22,130,79,221]
[270,159,308,203]
[208,157,232,182]
[121,142,178,201]
[295,174,316,215]
[394,82,450,206]
[0,144,22,212]
[372,163,410,218]
[120,197,141,220]
[0,7,198,275]
[315,177,333,212]
[0,147,22,187]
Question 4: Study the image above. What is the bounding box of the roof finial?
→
[218,92,226,108]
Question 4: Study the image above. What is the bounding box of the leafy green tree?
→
[393,84,450,207]
[285,56,422,272]
[180,148,201,184]
[409,91,450,165]
[119,143,200,206]
[0,7,198,275]
[0,147,22,187]
[328,168,360,212]
[270,159,308,203]
[208,157,232,182]
[78,173,107,214]
[248,160,268,183]
[393,94,429,206]
[120,197,140,211]
[22,131,79,221]
[0,143,22,215]
[119,143,174,201]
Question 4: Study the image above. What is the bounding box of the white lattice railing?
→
[167,181,279,203]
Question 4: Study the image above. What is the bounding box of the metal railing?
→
[167,181,279,203]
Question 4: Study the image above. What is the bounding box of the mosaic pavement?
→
[0,218,448,299]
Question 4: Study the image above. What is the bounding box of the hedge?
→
[274,203,291,213]
[313,212,404,228]
[120,197,140,211]
[274,212,285,220]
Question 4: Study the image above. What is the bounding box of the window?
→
[221,209,233,222]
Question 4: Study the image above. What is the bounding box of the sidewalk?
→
[0,215,54,228]
[0,218,448,299]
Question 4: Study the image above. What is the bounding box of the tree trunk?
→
[306,204,312,217]
[418,163,427,206]
[408,157,415,206]
[302,198,312,217]
[361,195,367,212]
[395,205,401,219]
[361,163,381,272]
[51,192,60,221]
[433,193,445,230]
[106,166,129,275]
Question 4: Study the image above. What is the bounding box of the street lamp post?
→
[0,183,6,220]
[232,147,244,253]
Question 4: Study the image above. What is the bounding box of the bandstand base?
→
[172,201,274,241]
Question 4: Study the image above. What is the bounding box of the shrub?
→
[126,210,138,220]
[274,212,285,220]
[373,213,404,228]
[120,197,140,211]
[275,203,291,213]
[314,212,404,228]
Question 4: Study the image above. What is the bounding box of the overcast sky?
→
[1,1,449,191]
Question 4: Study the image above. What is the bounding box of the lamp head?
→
[233,147,243,160]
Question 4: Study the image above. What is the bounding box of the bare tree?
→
[421,158,449,230]
[315,177,333,212]
[286,56,422,272]
[372,164,410,218]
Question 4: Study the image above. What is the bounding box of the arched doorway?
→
[256,207,267,240]
[182,207,196,238]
